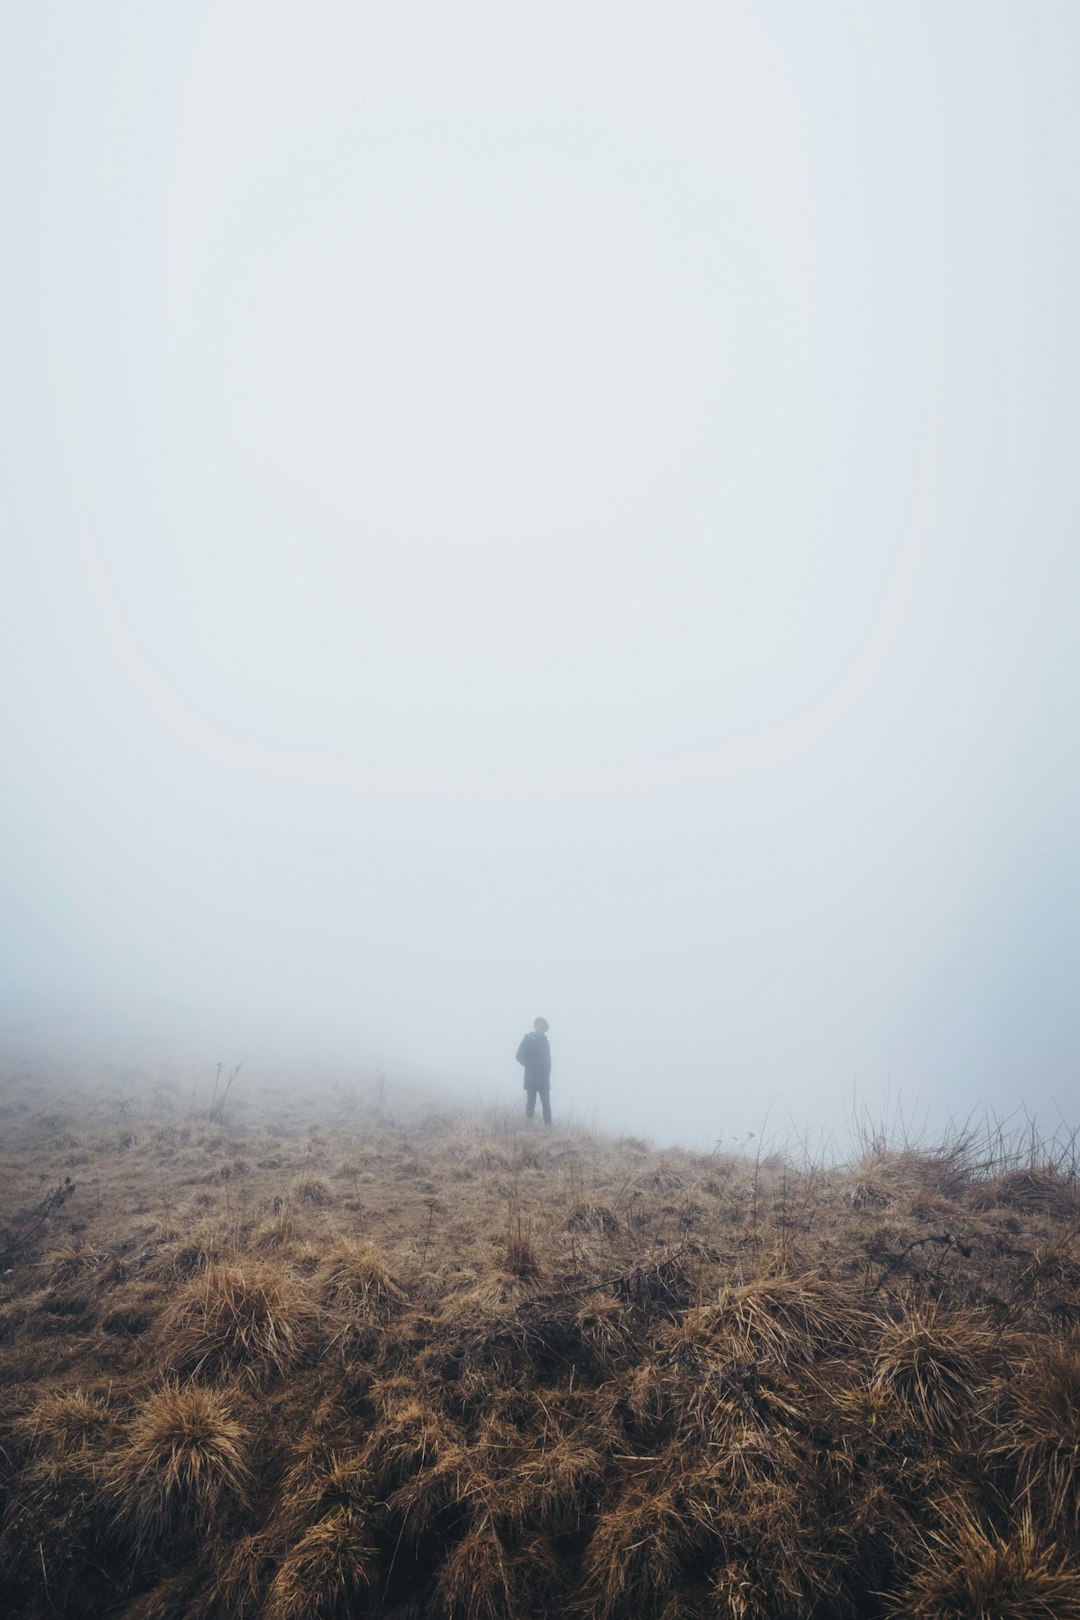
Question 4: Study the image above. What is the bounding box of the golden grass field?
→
[1,1057,1078,1619]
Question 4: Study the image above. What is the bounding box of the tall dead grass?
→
[162,1259,319,1383]
[1,1071,1079,1619]
[265,1507,376,1620]
[989,1336,1080,1532]
[108,1382,252,1560]
[891,1507,1080,1620]
[319,1238,405,1318]
[870,1298,998,1434]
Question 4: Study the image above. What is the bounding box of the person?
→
[516,1017,552,1125]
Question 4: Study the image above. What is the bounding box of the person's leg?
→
[540,1086,551,1126]
[525,1084,536,1119]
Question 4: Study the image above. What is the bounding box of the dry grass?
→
[972,1166,1079,1220]
[870,1297,997,1434]
[265,1507,376,1620]
[15,1386,118,1457]
[296,1177,334,1207]
[108,1381,252,1561]
[320,1238,405,1318]
[583,1484,696,1619]
[701,1270,866,1368]
[40,1243,106,1286]
[434,1514,517,1620]
[0,1061,1078,1619]
[162,1259,319,1384]
[891,1506,1080,1619]
[989,1336,1080,1531]
[504,1203,543,1280]
[149,1219,234,1280]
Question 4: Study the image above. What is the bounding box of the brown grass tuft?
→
[891,1507,1080,1619]
[109,1381,251,1560]
[16,1386,117,1457]
[576,1290,638,1368]
[386,1440,479,1544]
[162,1260,319,1383]
[709,1562,772,1620]
[320,1238,405,1318]
[972,1166,1078,1219]
[565,1201,621,1237]
[696,1272,864,1369]
[297,1177,334,1206]
[505,1207,542,1280]
[203,1530,277,1619]
[364,1381,452,1496]
[41,1243,106,1286]
[150,1218,232,1280]
[583,1484,691,1619]
[498,1428,605,1533]
[434,1514,516,1620]
[871,1299,996,1434]
[265,1507,376,1620]
[990,1337,1080,1531]
[857,1147,971,1204]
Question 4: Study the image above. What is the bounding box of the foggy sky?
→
[1,2,1077,1146]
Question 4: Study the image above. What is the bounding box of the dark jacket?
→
[516,1030,551,1086]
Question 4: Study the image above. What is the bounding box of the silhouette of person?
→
[516,1017,552,1125]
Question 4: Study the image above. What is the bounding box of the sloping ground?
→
[1,1060,1078,1619]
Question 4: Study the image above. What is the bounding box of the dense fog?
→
[2,3,1077,1148]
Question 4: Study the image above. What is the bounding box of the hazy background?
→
[1,2,1076,1146]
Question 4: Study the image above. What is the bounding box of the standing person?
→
[516,1017,552,1125]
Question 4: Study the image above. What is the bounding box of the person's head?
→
[534,1017,549,1034]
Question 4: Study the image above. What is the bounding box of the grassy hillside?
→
[1,1059,1078,1619]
